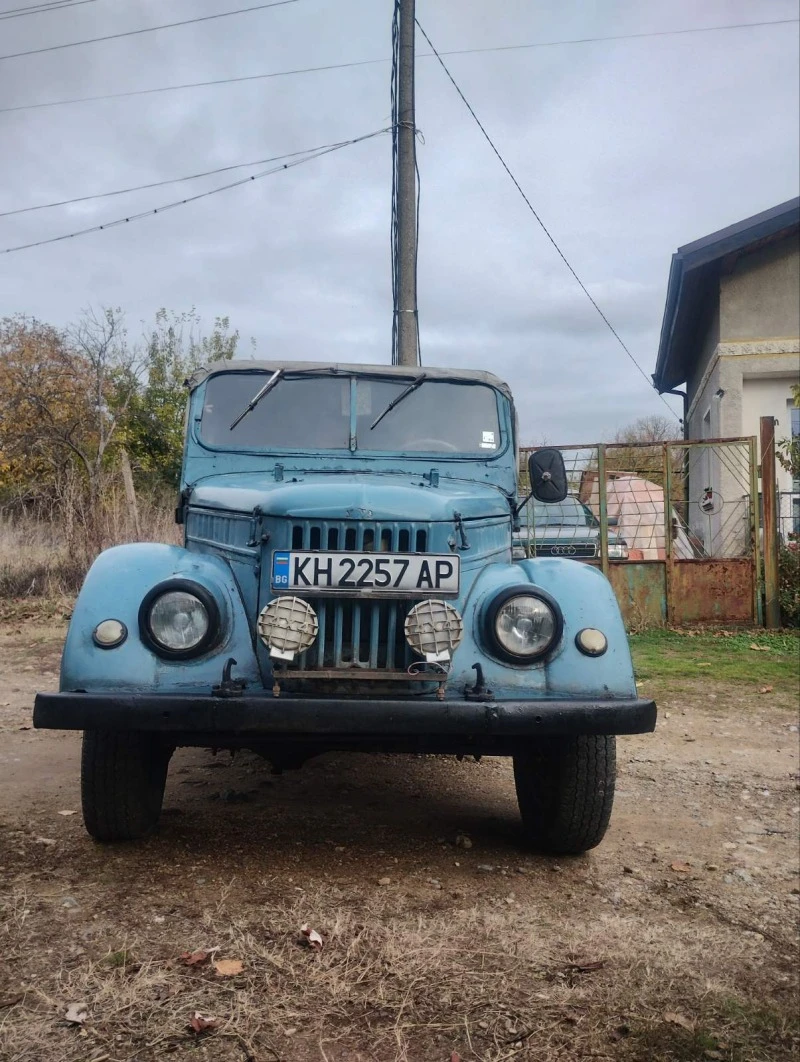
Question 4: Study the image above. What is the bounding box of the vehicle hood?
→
[190,472,511,522]
[514,525,623,543]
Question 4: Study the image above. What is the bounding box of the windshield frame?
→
[192,369,512,461]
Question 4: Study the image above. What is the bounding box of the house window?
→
[790,399,800,495]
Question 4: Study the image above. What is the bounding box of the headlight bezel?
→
[484,584,563,663]
[138,579,221,660]
[607,540,629,560]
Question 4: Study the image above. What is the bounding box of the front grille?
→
[292,597,412,671]
[275,519,433,678]
[290,520,428,553]
[532,543,597,558]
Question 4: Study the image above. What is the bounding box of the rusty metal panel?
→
[608,563,666,629]
[670,558,754,624]
[521,437,761,627]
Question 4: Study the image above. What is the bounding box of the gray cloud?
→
[1,0,798,445]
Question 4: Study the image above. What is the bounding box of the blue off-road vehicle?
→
[34,362,655,853]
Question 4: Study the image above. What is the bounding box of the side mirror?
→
[528,448,568,503]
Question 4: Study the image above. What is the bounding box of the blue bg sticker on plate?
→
[272,551,290,587]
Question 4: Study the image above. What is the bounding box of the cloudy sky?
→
[1,0,798,443]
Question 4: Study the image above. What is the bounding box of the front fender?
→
[459,557,636,699]
[60,544,259,694]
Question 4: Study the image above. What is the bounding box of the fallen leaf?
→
[759,686,773,694]
[566,959,606,973]
[670,861,693,873]
[179,949,211,966]
[65,1002,88,1025]
[58,810,77,817]
[749,643,770,651]
[664,1011,694,1031]
[213,959,243,977]
[188,1012,218,1033]
[300,924,324,951]
[35,837,56,846]
[451,1053,462,1062]
[0,993,23,1009]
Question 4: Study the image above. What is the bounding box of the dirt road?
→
[1,621,798,1062]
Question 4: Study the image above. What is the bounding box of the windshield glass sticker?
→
[480,430,497,449]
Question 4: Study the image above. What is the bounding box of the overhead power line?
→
[0,0,299,61]
[415,19,681,421]
[1,17,794,112]
[0,141,376,217]
[0,0,101,21]
[1,127,391,255]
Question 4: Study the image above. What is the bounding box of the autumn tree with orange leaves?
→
[0,309,142,547]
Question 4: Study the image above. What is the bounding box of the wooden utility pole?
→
[760,416,781,628]
[395,0,419,366]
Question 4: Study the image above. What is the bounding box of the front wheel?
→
[81,730,172,842]
[513,735,616,855]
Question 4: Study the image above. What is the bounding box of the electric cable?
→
[0,140,366,218]
[0,0,101,21]
[0,0,299,61]
[1,127,391,255]
[416,18,681,420]
[1,18,794,113]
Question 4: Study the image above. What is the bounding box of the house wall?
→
[741,372,800,494]
[683,234,799,554]
[687,302,720,408]
[720,234,800,341]
[685,353,798,552]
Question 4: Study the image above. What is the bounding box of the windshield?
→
[199,373,502,454]
[528,497,596,527]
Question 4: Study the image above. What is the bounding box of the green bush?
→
[779,539,800,627]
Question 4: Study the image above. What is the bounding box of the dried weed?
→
[1,885,796,1061]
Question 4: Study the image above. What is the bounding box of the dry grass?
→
[0,490,179,600]
[1,884,796,1062]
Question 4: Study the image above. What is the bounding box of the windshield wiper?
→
[229,369,283,431]
[369,372,426,431]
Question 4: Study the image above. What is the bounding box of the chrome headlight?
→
[139,581,219,658]
[608,541,629,560]
[485,586,561,662]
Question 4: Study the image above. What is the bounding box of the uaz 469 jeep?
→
[34,362,656,853]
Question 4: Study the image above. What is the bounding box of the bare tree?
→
[65,307,142,508]
[0,308,142,552]
[606,414,680,483]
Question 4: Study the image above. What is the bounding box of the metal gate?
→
[518,437,762,627]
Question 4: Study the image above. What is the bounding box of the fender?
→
[60,544,259,695]
[458,557,636,700]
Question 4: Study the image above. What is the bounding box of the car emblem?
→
[552,545,577,556]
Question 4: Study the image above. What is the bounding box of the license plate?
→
[271,551,460,595]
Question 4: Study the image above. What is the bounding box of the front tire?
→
[81,730,172,842]
[513,735,616,855]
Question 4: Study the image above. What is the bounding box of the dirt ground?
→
[1,621,798,1062]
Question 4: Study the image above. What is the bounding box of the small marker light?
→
[576,628,608,657]
[93,619,127,649]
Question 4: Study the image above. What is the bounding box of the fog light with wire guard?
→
[258,596,319,661]
[404,599,464,663]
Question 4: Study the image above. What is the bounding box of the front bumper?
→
[34,691,656,741]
